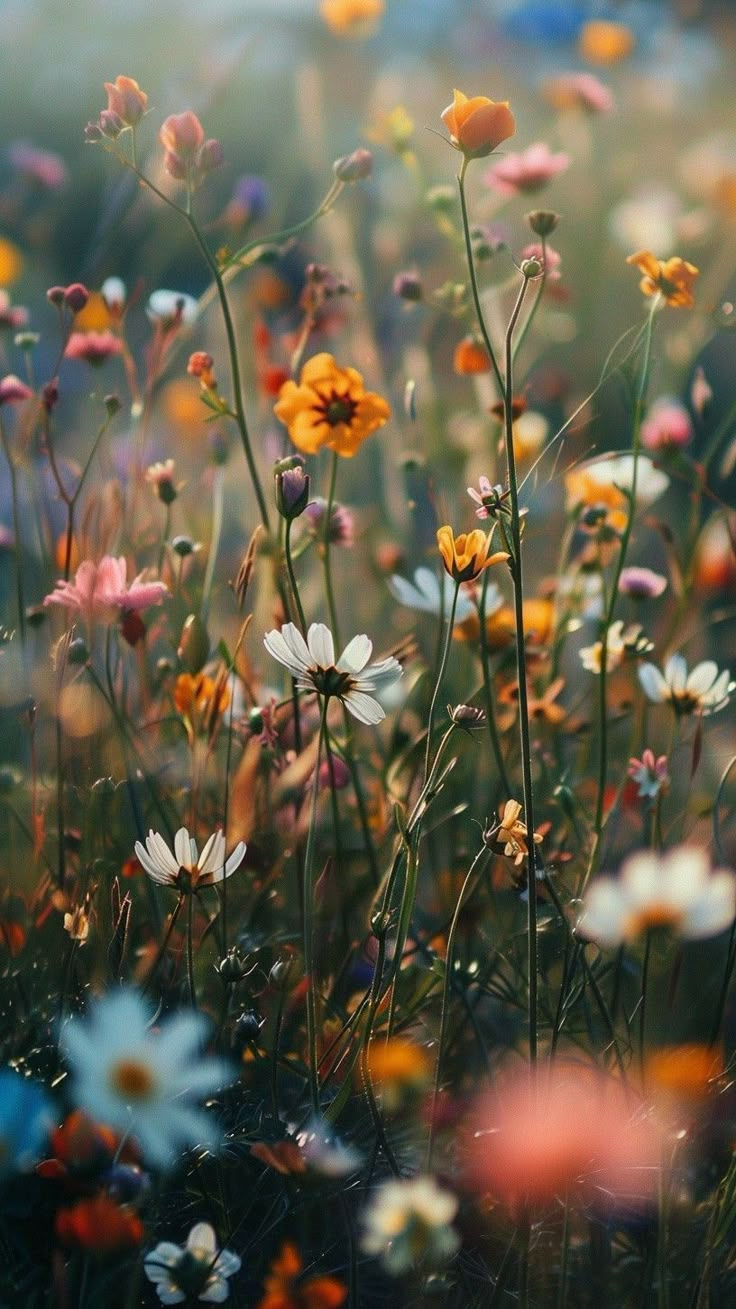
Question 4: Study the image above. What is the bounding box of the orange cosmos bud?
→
[441,89,515,159]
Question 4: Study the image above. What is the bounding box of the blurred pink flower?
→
[0,291,28,330]
[64,331,122,366]
[159,112,222,186]
[0,375,33,405]
[520,242,561,282]
[485,143,569,196]
[44,556,168,624]
[641,399,693,451]
[544,72,615,115]
[8,141,68,190]
[618,566,668,598]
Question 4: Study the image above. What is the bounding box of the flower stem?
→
[322,450,340,646]
[457,160,504,397]
[303,696,329,1113]
[0,416,26,645]
[285,517,307,632]
[423,581,460,785]
[186,889,196,1009]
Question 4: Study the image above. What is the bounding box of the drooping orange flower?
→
[437,526,508,583]
[257,1242,347,1309]
[578,20,635,65]
[626,251,699,308]
[320,0,384,37]
[441,89,515,159]
[453,335,492,375]
[274,353,390,457]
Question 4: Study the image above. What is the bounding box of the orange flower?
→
[55,1194,144,1252]
[441,89,515,159]
[453,335,492,375]
[0,237,23,286]
[494,799,543,867]
[367,1037,431,1106]
[437,526,508,583]
[274,353,390,457]
[644,1044,723,1104]
[564,466,628,533]
[320,0,384,37]
[257,1242,347,1309]
[578,20,635,65]
[173,672,230,739]
[454,597,553,649]
[626,251,699,308]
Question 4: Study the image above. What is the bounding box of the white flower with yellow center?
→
[135,827,246,891]
[577,848,736,948]
[361,1175,460,1274]
[579,619,627,673]
[263,622,402,725]
[144,1222,241,1304]
[60,990,233,1169]
[638,653,734,716]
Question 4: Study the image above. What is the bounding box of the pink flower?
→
[519,242,561,282]
[618,566,668,598]
[44,556,168,624]
[628,749,669,800]
[0,291,28,330]
[104,76,148,128]
[159,112,222,187]
[641,399,693,452]
[544,72,615,115]
[8,142,68,190]
[64,331,123,366]
[691,367,713,418]
[484,142,569,196]
[0,375,33,405]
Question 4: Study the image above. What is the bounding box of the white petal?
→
[187,1223,217,1256]
[263,628,310,676]
[686,660,718,695]
[357,656,402,690]
[157,1285,187,1305]
[638,663,668,703]
[174,828,193,868]
[576,879,627,947]
[147,832,180,879]
[307,623,335,668]
[387,575,424,610]
[220,842,246,879]
[414,568,441,606]
[198,831,224,877]
[337,633,372,674]
[199,1281,230,1304]
[664,654,687,694]
[213,1250,241,1278]
[684,873,736,939]
[344,690,385,724]
[135,842,173,884]
[145,1244,185,1275]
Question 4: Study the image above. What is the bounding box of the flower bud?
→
[526,209,560,237]
[104,76,148,128]
[217,946,253,984]
[519,257,543,279]
[104,393,121,418]
[42,379,59,412]
[98,110,125,139]
[392,271,423,302]
[425,184,455,213]
[0,375,33,405]
[269,956,296,990]
[14,331,40,351]
[171,534,195,558]
[46,286,66,307]
[275,458,310,521]
[64,283,90,313]
[333,148,373,182]
[177,613,210,674]
[448,703,486,728]
[197,138,224,176]
[68,637,90,665]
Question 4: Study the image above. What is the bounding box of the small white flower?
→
[101,276,126,312]
[60,990,233,1168]
[135,827,246,890]
[577,848,736,948]
[362,1175,460,1274]
[573,454,670,507]
[579,619,626,674]
[147,289,199,328]
[638,654,735,716]
[263,622,402,725]
[387,566,494,624]
[144,1222,241,1304]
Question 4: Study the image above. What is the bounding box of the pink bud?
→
[197,138,224,176]
[64,283,89,313]
[104,76,148,128]
[159,112,205,162]
[0,375,34,405]
[98,110,125,140]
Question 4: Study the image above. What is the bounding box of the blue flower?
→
[0,1068,53,1175]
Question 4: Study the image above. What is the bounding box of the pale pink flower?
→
[0,292,28,330]
[618,566,668,598]
[159,112,222,187]
[8,141,68,190]
[519,242,561,282]
[44,556,168,624]
[628,749,669,800]
[544,72,615,115]
[641,399,693,452]
[485,143,569,196]
[64,331,122,366]
[691,367,713,418]
[0,375,33,405]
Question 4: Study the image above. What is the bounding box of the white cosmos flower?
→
[576,454,670,506]
[638,654,735,715]
[362,1175,460,1274]
[263,622,402,725]
[147,289,199,328]
[135,827,246,890]
[388,566,499,623]
[60,990,233,1169]
[577,848,736,948]
[144,1222,241,1304]
[579,619,627,674]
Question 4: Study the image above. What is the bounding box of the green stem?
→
[639,930,652,1080]
[303,697,329,1113]
[0,417,25,644]
[285,517,307,632]
[423,581,460,785]
[322,450,340,646]
[457,160,504,397]
[186,888,196,1008]
[478,568,512,796]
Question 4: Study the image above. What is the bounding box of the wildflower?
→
[577,848,736,947]
[101,276,126,315]
[543,73,615,115]
[275,456,310,521]
[511,410,549,461]
[626,251,699,308]
[159,112,223,187]
[333,147,373,181]
[64,282,90,312]
[694,516,736,592]
[256,1242,346,1309]
[147,290,199,329]
[393,270,424,302]
[437,526,508,583]
[303,498,354,547]
[565,454,669,534]
[691,366,713,418]
[103,76,148,128]
[145,459,179,505]
[441,89,515,160]
[44,556,168,623]
[60,989,233,1168]
[644,1045,723,1105]
[618,567,667,599]
[387,567,476,623]
[578,20,635,65]
[448,703,486,729]
[367,1037,431,1109]
[580,620,651,674]
[56,1194,143,1252]
[453,335,491,375]
[187,350,216,389]
[638,653,735,715]
[144,1222,241,1305]
[0,237,23,285]
[467,476,511,521]
[0,374,33,405]
[265,622,402,725]
[519,241,561,282]
[64,330,122,366]
[320,0,384,37]
[8,141,68,189]
[0,291,29,331]
[489,799,544,868]
[641,399,693,451]
[628,749,670,800]
[294,1120,362,1177]
[484,143,569,196]
[274,353,390,458]
[225,174,270,226]
[134,827,245,892]
[362,1176,460,1274]
[0,1069,52,1176]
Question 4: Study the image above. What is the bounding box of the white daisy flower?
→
[579,619,627,674]
[577,847,736,948]
[60,990,233,1169]
[638,653,734,716]
[572,453,670,507]
[362,1175,460,1275]
[144,1222,241,1304]
[263,622,402,726]
[146,289,199,329]
[387,566,500,624]
[135,827,246,891]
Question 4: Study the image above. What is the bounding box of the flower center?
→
[311,665,354,698]
[109,1058,157,1101]
[627,905,682,936]
[323,394,356,427]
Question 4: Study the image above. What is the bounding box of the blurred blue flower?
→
[0,1068,53,1176]
[229,175,271,225]
[501,1,586,42]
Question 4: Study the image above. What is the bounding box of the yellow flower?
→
[626,251,699,308]
[274,353,390,458]
[367,105,415,157]
[440,89,515,159]
[320,0,384,37]
[495,799,543,867]
[0,237,23,286]
[437,526,508,583]
[578,20,635,65]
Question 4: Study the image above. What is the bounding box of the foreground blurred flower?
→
[627,251,699,308]
[628,749,670,800]
[362,1176,459,1274]
[388,567,476,623]
[147,290,199,329]
[641,398,693,452]
[274,353,390,457]
[8,140,68,189]
[264,622,402,725]
[437,526,508,583]
[565,454,669,533]
[543,72,615,115]
[638,654,734,716]
[644,1044,724,1105]
[577,848,736,947]
[134,827,246,892]
[0,374,33,405]
[44,556,168,623]
[441,89,515,159]
[56,1194,144,1253]
[144,1222,241,1304]
[303,498,354,547]
[0,1068,52,1176]
[320,0,383,38]
[618,567,667,599]
[578,19,635,65]
[484,142,569,196]
[256,1242,346,1309]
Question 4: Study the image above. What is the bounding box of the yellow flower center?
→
[109,1058,157,1101]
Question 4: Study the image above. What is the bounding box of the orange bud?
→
[441,89,515,159]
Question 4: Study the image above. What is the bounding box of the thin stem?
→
[478,567,512,796]
[285,517,307,632]
[457,160,504,397]
[639,931,652,1080]
[423,582,460,785]
[321,450,340,646]
[186,889,196,1008]
[0,416,26,644]
[303,697,329,1113]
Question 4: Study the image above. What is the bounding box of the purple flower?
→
[304,498,354,547]
[618,567,668,599]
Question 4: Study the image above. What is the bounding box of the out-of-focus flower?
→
[256,1242,346,1309]
[694,516,736,592]
[577,848,736,946]
[0,238,23,286]
[644,1045,723,1105]
[628,749,670,800]
[225,175,270,227]
[367,1037,431,1109]
[580,620,652,673]
[618,567,667,599]
[303,497,354,547]
[565,455,669,533]
[0,290,29,330]
[320,0,384,38]
[387,567,476,623]
[437,526,508,583]
[691,366,713,418]
[60,989,233,1168]
[519,242,561,282]
[56,1194,144,1252]
[627,251,699,308]
[453,335,492,375]
[294,1120,361,1177]
[135,827,245,892]
[0,374,33,405]
[393,270,424,302]
[147,290,199,329]
[441,89,515,160]
[543,72,615,115]
[104,76,148,128]
[641,399,693,451]
[44,556,168,623]
[484,143,569,196]
[264,622,402,725]
[367,104,415,158]
[578,19,635,65]
[8,141,68,189]
[187,350,216,389]
[333,148,373,182]
[159,112,222,187]
[489,799,543,867]
[101,276,126,315]
[144,1223,241,1304]
[464,596,553,651]
[361,1176,459,1274]
[0,1069,52,1176]
[638,654,734,716]
[64,330,122,366]
[274,354,390,458]
[145,459,179,505]
[511,410,549,461]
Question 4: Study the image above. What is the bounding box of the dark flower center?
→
[323,394,357,427]
[311,666,353,697]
